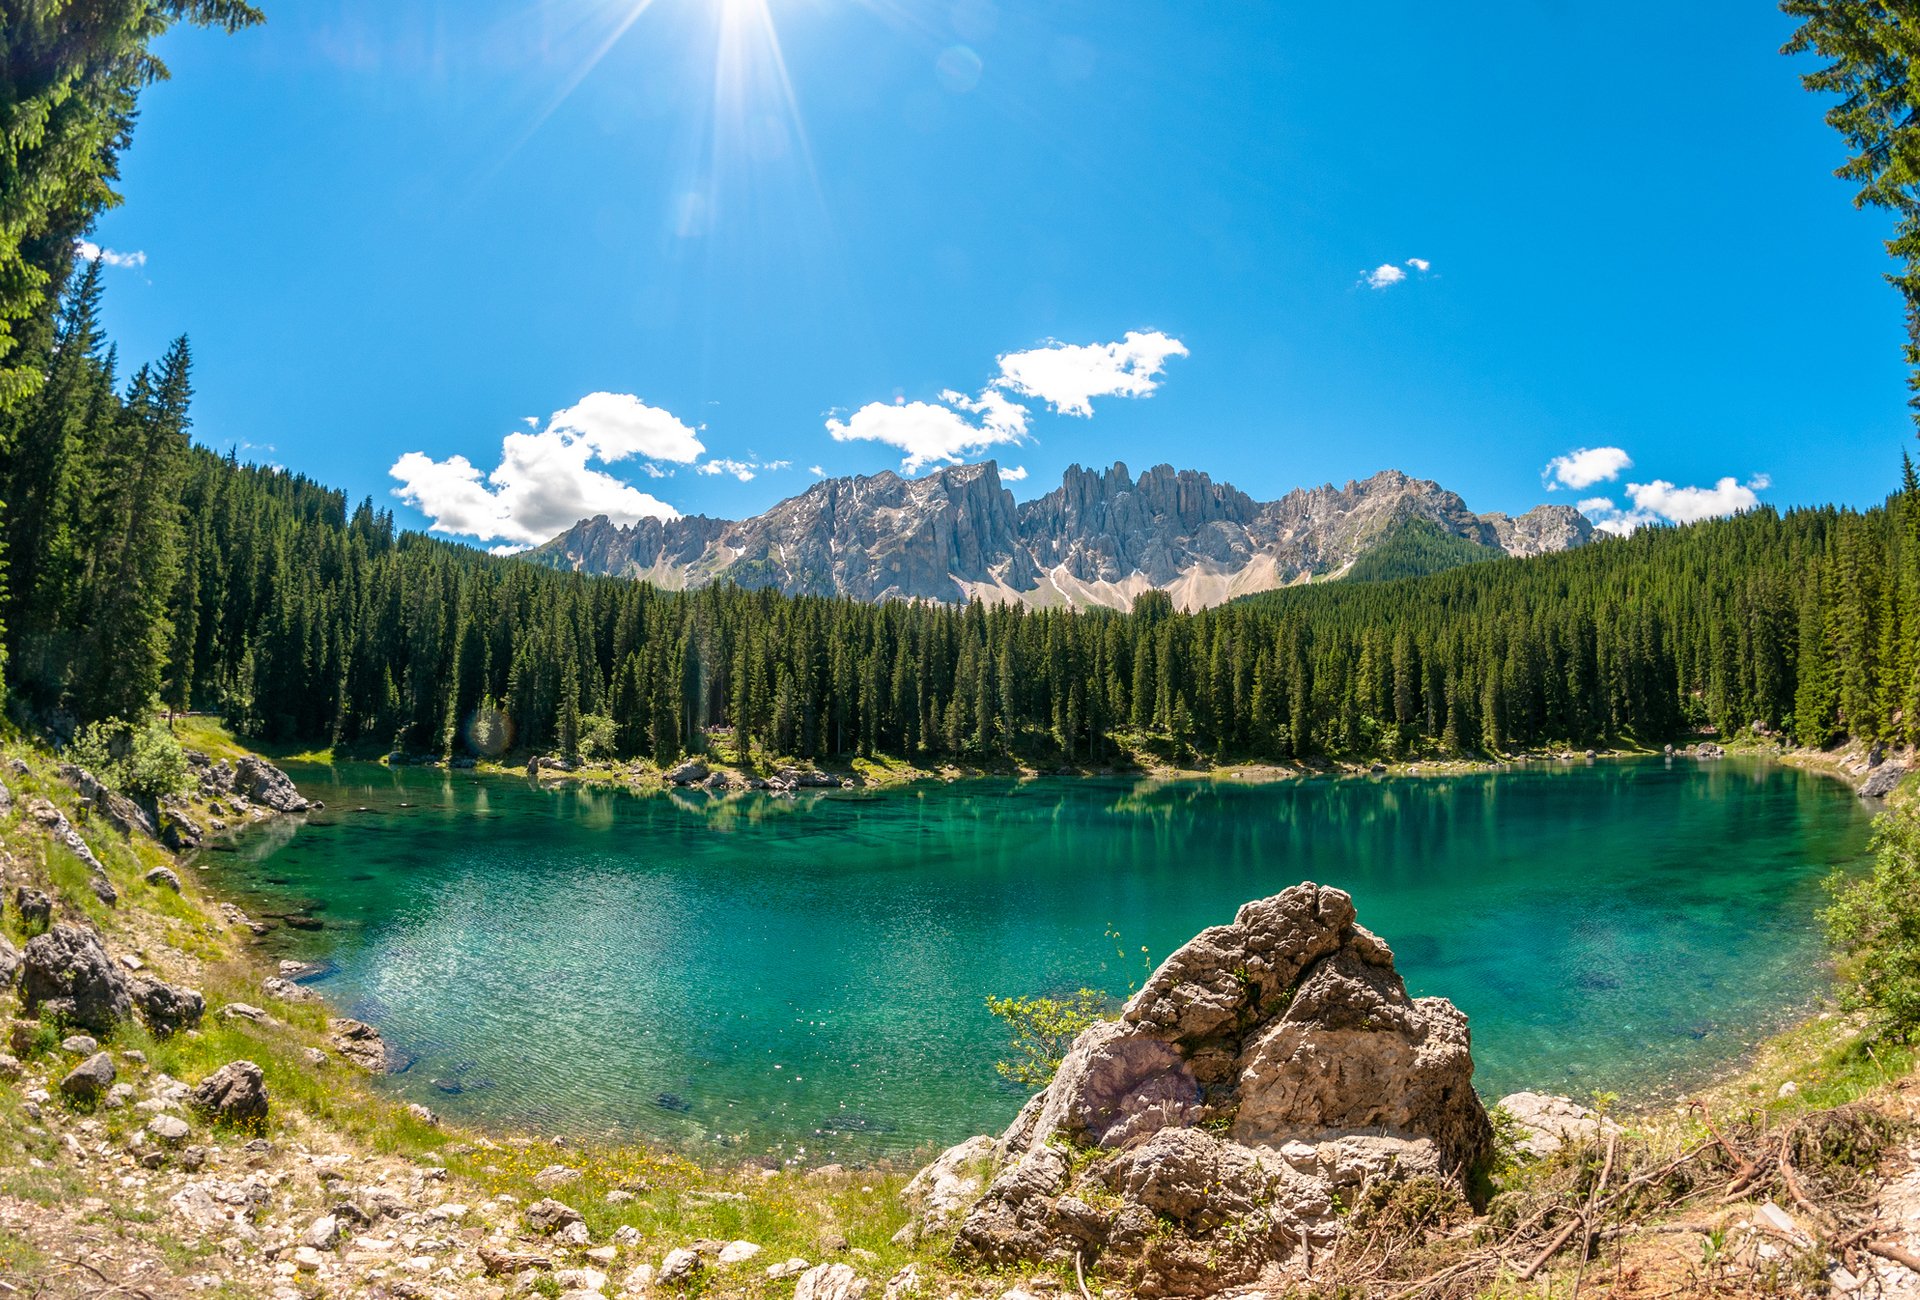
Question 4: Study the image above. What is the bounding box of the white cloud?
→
[391,392,701,546]
[1363,264,1406,290]
[696,456,792,482]
[993,330,1188,417]
[1544,446,1633,491]
[1407,257,1431,273]
[75,240,146,270]
[809,465,826,476]
[1578,474,1770,535]
[1001,465,1029,482]
[1626,475,1770,524]
[827,391,1028,474]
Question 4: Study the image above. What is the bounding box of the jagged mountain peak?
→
[529,459,1592,609]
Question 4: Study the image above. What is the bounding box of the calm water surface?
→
[205,758,1874,1160]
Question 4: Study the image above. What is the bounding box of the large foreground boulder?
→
[921,883,1492,1297]
[20,925,132,1033]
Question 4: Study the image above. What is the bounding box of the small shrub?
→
[1824,803,1920,1042]
[67,716,190,800]
[984,988,1110,1088]
[577,713,619,763]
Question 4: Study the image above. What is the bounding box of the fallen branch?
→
[1866,1239,1920,1273]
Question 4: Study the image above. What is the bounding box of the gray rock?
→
[148,1114,191,1144]
[792,1262,870,1300]
[0,938,18,989]
[327,1017,394,1072]
[524,1197,585,1235]
[26,797,106,874]
[20,925,132,1032]
[60,1034,99,1054]
[942,883,1492,1295]
[667,760,710,786]
[189,1060,269,1125]
[902,1134,995,1232]
[233,757,311,813]
[1862,763,1906,800]
[131,978,205,1036]
[261,976,314,1003]
[162,810,204,852]
[1495,1092,1624,1160]
[304,1213,341,1250]
[658,1247,704,1283]
[143,866,182,892]
[59,765,157,840]
[59,1051,117,1101]
[13,887,51,930]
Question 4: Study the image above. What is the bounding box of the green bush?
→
[984,988,1110,1088]
[577,713,619,763]
[66,717,190,800]
[1825,804,1920,1042]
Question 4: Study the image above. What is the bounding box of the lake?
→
[205,757,1875,1162]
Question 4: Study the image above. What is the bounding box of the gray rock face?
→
[26,797,104,872]
[59,765,157,839]
[1861,763,1906,799]
[189,1060,269,1125]
[131,977,206,1036]
[531,462,1592,611]
[926,883,1491,1296]
[0,938,18,989]
[20,925,133,1033]
[233,757,311,813]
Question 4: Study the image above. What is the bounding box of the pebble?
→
[293,1247,326,1272]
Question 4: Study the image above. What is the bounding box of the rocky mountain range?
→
[528,461,1593,611]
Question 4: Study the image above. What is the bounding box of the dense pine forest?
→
[3,269,1916,770]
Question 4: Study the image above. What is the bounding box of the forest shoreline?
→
[314,732,1879,801]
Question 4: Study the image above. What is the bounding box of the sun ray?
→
[495,0,662,168]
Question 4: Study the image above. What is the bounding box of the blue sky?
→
[86,0,1909,547]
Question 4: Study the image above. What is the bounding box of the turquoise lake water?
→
[204,758,1875,1162]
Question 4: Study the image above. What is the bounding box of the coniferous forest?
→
[3,313,1917,769]
[0,2,1916,771]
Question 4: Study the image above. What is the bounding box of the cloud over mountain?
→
[390,393,701,546]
